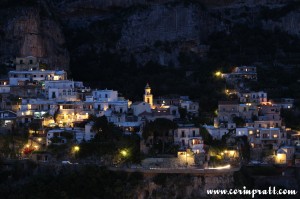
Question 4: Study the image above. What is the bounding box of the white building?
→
[174,124,204,153]
[47,127,96,145]
[238,91,267,104]
[92,89,118,102]
[248,127,288,148]
[45,80,80,101]
[131,101,151,116]
[180,100,199,116]
[203,125,229,140]
[9,70,67,86]
[0,85,10,93]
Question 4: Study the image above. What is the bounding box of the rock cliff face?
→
[0,2,69,70]
[0,0,299,72]
[132,173,235,199]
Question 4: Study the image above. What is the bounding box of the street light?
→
[73,146,80,159]
[121,149,127,157]
[74,146,80,152]
[215,71,222,77]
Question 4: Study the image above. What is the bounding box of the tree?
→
[200,126,213,145]
[92,116,121,141]
[232,116,245,127]
[92,116,109,139]
[143,118,177,154]
[28,121,41,135]
[237,136,251,161]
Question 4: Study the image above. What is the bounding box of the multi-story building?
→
[180,100,199,116]
[44,80,81,101]
[223,66,257,82]
[217,101,258,124]
[248,127,287,148]
[9,70,67,86]
[15,56,39,71]
[174,124,204,153]
[238,91,267,104]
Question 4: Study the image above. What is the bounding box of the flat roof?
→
[9,70,65,74]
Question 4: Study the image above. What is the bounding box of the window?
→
[29,60,33,64]
[105,94,108,98]
[181,131,185,138]
[192,130,195,137]
[63,90,66,95]
[20,60,23,64]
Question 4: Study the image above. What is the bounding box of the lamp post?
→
[73,145,80,159]
[120,149,129,168]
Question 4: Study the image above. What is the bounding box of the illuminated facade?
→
[143,83,153,107]
[174,124,203,153]
[9,70,67,86]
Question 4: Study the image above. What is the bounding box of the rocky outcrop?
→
[0,3,69,70]
[1,0,300,72]
[132,173,235,199]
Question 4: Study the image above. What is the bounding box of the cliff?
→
[1,0,300,73]
[0,1,69,70]
[133,172,235,198]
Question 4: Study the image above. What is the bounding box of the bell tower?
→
[143,83,153,107]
